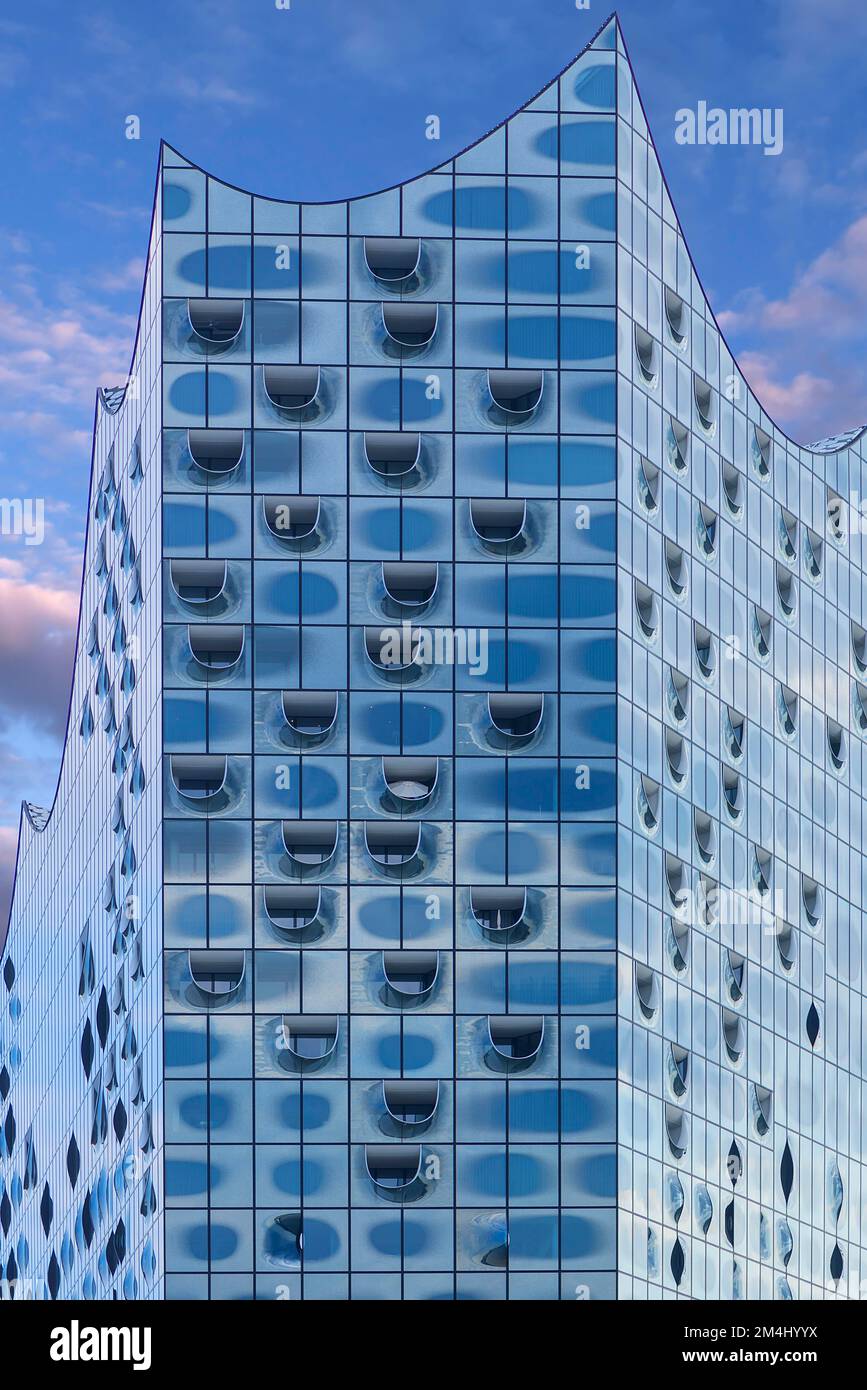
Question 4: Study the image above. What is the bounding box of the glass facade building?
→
[2,15,864,1300]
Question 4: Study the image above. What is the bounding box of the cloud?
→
[0,824,18,937]
[0,571,78,739]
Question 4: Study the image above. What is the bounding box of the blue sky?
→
[1,0,866,915]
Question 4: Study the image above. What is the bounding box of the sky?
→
[1,0,866,920]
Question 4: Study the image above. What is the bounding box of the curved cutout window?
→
[634,325,658,384]
[170,754,227,801]
[365,1144,422,1192]
[777,683,798,738]
[487,692,544,739]
[382,951,439,1000]
[188,625,244,670]
[263,885,321,934]
[187,429,244,476]
[382,756,438,804]
[775,921,797,972]
[667,917,690,974]
[776,564,796,619]
[281,820,338,868]
[635,963,659,1022]
[282,691,338,738]
[804,527,823,581]
[365,821,422,868]
[724,706,745,762]
[363,236,421,284]
[806,1002,821,1048]
[698,873,719,929]
[263,365,321,411]
[281,1014,339,1063]
[665,541,687,598]
[263,495,320,541]
[855,681,867,733]
[170,559,227,605]
[753,848,773,899]
[364,432,421,480]
[752,1084,772,1137]
[364,625,422,673]
[487,1015,544,1063]
[724,950,745,1004]
[693,623,715,679]
[382,1080,439,1128]
[722,1008,745,1063]
[637,456,659,513]
[722,767,744,822]
[697,504,717,558]
[635,581,659,640]
[664,287,686,345]
[665,854,689,915]
[382,301,438,348]
[722,461,744,517]
[694,810,716,865]
[852,622,867,674]
[827,717,846,772]
[470,887,528,936]
[188,950,245,998]
[667,417,689,473]
[667,667,689,724]
[637,775,660,834]
[827,488,845,543]
[752,425,772,479]
[665,1104,688,1160]
[801,875,822,928]
[487,368,544,416]
[469,498,527,547]
[693,376,716,433]
[778,508,798,562]
[665,730,687,787]
[187,298,243,344]
[382,561,438,609]
[753,606,772,660]
[669,1043,689,1097]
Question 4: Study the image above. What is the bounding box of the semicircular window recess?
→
[282,690,338,739]
[382,756,438,805]
[801,526,822,582]
[364,624,423,674]
[827,487,846,543]
[634,581,659,640]
[634,325,658,384]
[667,667,690,724]
[694,810,716,865]
[382,561,438,609]
[696,503,717,558]
[665,730,687,787]
[364,1144,423,1194]
[487,368,544,416]
[170,558,228,606]
[263,495,321,541]
[486,1015,544,1066]
[752,847,773,899]
[827,717,846,772]
[470,497,527,548]
[365,821,422,869]
[693,375,716,434]
[635,963,659,1022]
[724,706,745,762]
[669,1042,689,1097]
[470,886,528,937]
[664,286,687,345]
[487,692,544,739]
[281,820,339,870]
[188,950,245,999]
[693,622,715,679]
[778,507,798,562]
[775,920,797,972]
[363,236,421,284]
[752,605,773,660]
[187,429,244,477]
[382,301,438,349]
[801,875,823,928]
[667,917,690,974]
[263,364,321,412]
[637,456,659,513]
[382,1080,439,1129]
[665,541,688,598]
[188,625,244,671]
[776,564,797,619]
[666,417,690,473]
[170,754,227,801]
[777,683,798,739]
[263,885,322,935]
[722,767,744,822]
[722,461,744,517]
[382,950,439,1002]
[364,432,421,481]
[187,298,244,345]
[851,621,867,674]
[665,1104,689,1160]
[665,854,689,916]
[722,1007,745,1063]
[752,1084,773,1137]
[280,1014,339,1065]
[752,424,772,479]
[854,680,867,733]
[637,775,660,834]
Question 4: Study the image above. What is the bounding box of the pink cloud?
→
[0,572,78,737]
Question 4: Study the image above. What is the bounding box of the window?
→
[187,429,244,476]
[634,324,658,384]
[365,821,422,869]
[363,236,421,284]
[470,886,528,937]
[188,625,244,670]
[281,691,338,739]
[666,417,689,473]
[752,424,772,479]
[664,286,686,345]
[364,431,421,481]
[470,498,527,549]
[721,461,743,517]
[487,692,544,739]
[486,1015,544,1067]
[636,456,659,513]
[382,561,438,609]
[263,885,321,935]
[262,364,321,411]
[382,301,438,348]
[382,756,438,806]
[693,375,715,433]
[487,368,544,415]
[263,495,320,541]
[188,298,244,344]
[382,950,439,1001]
[281,820,339,869]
